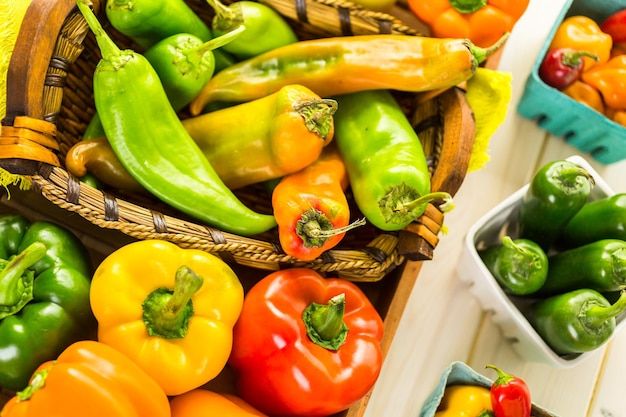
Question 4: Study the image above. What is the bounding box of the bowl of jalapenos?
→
[457,155,626,368]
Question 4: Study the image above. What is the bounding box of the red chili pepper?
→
[539,47,599,90]
[486,364,531,417]
[601,9,626,43]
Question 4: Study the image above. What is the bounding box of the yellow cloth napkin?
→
[1,0,33,120]
[465,67,513,172]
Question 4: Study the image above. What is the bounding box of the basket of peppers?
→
[0,0,502,283]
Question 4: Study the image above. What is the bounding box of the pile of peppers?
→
[538,10,626,127]
[479,159,626,357]
[62,0,513,262]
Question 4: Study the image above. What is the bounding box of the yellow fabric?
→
[465,67,513,172]
[1,0,33,120]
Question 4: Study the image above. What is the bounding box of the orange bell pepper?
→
[0,341,170,417]
[562,80,605,114]
[407,0,529,48]
[229,268,384,417]
[549,16,613,71]
[170,389,267,417]
[89,239,244,396]
[271,144,365,261]
[582,55,626,110]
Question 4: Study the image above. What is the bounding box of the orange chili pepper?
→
[170,389,268,417]
[562,80,605,114]
[407,0,529,48]
[0,341,170,417]
[549,16,613,71]
[582,55,626,110]
[271,144,365,261]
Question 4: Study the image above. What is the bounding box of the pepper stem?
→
[556,165,595,190]
[562,50,599,67]
[189,25,246,57]
[297,208,366,248]
[302,293,349,351]
[584,290,626,328]
[141,266,204,339]
[16,367,51,401]
[400,191,455,214]
[76,1,125,63]
[450,0,487,13]
[0,242,47,320]
[501,236,544,271]
[293,99,338,140]
[469,32,511,65]
[485,364,516,386]
[206,0,243,32]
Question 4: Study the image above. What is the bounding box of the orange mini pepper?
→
[562,80,605,114]
[170,389,267,417]
[0,341,170,417]
[582,55,626,110]
[407,0,529,48]
[605,107,626,127]
[549,16,613,71]
[271,144,365,261]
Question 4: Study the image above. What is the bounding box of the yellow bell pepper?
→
[434,385,493,417]
[89,239,244,396]
[170,389,268,417]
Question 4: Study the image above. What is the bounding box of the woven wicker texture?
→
[0,0,475,281]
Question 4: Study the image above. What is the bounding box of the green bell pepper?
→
[0,214,94,391]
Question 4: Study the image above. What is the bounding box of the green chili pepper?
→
[0,214,95,391]
[144,26,245,112]
[557,194,626,249]
[77,0,277,236]
[528,289,626,355]
[518,160,594,252]
[478,236,548,295]
[207,0,298,60]
[535,239,626,296]
[105,0,234,71]
[332,90,453,231]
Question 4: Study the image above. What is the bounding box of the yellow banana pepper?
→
[89,239,244,396]
[435,385,493,417]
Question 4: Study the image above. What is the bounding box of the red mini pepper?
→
[601,9,626,43]
[539,48,599,90]
[228,268,384,417]
[271,144,365,261]
[486,364,531,417]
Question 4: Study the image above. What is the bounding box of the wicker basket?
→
[0,0,475,282]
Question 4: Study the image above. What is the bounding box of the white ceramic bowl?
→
[457,155,624,368]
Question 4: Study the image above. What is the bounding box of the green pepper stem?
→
[297,208,366,248]
[584,290,626,328]
[485,363,516,386]
[76,1,125,62]
[16,367,51,401]
[501,236,543,269]
[304,217,367,238]
[206,0,242,32]
[402,191,454,214]
[450,0,487,13]
[141,266,204,339]
[302,293,349,351]
[469,32,511,65]
[189,25,246,57]
[0,242,46,313]
[562,50,599,67]
[557,165,596,189]
[293,99,338,140]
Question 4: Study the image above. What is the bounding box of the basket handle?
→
[3,0,102,125]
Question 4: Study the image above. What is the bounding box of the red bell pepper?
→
[228,268,384,417]
[601,9,626,43]
[486,364,532,417]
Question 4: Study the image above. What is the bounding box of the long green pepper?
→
[77,0,276,236]
[332,90,453,231]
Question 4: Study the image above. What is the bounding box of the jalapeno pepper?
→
[77,1,276,236]
[518,160,594,252]
[558,193,626,248]
[528,289,626,355]
[332,89,453,231]
[478,236,548,295]
[536,239,626,296]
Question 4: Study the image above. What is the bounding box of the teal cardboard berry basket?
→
[516,0,626,165]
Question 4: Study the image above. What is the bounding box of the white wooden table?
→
[365,0,626,415]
